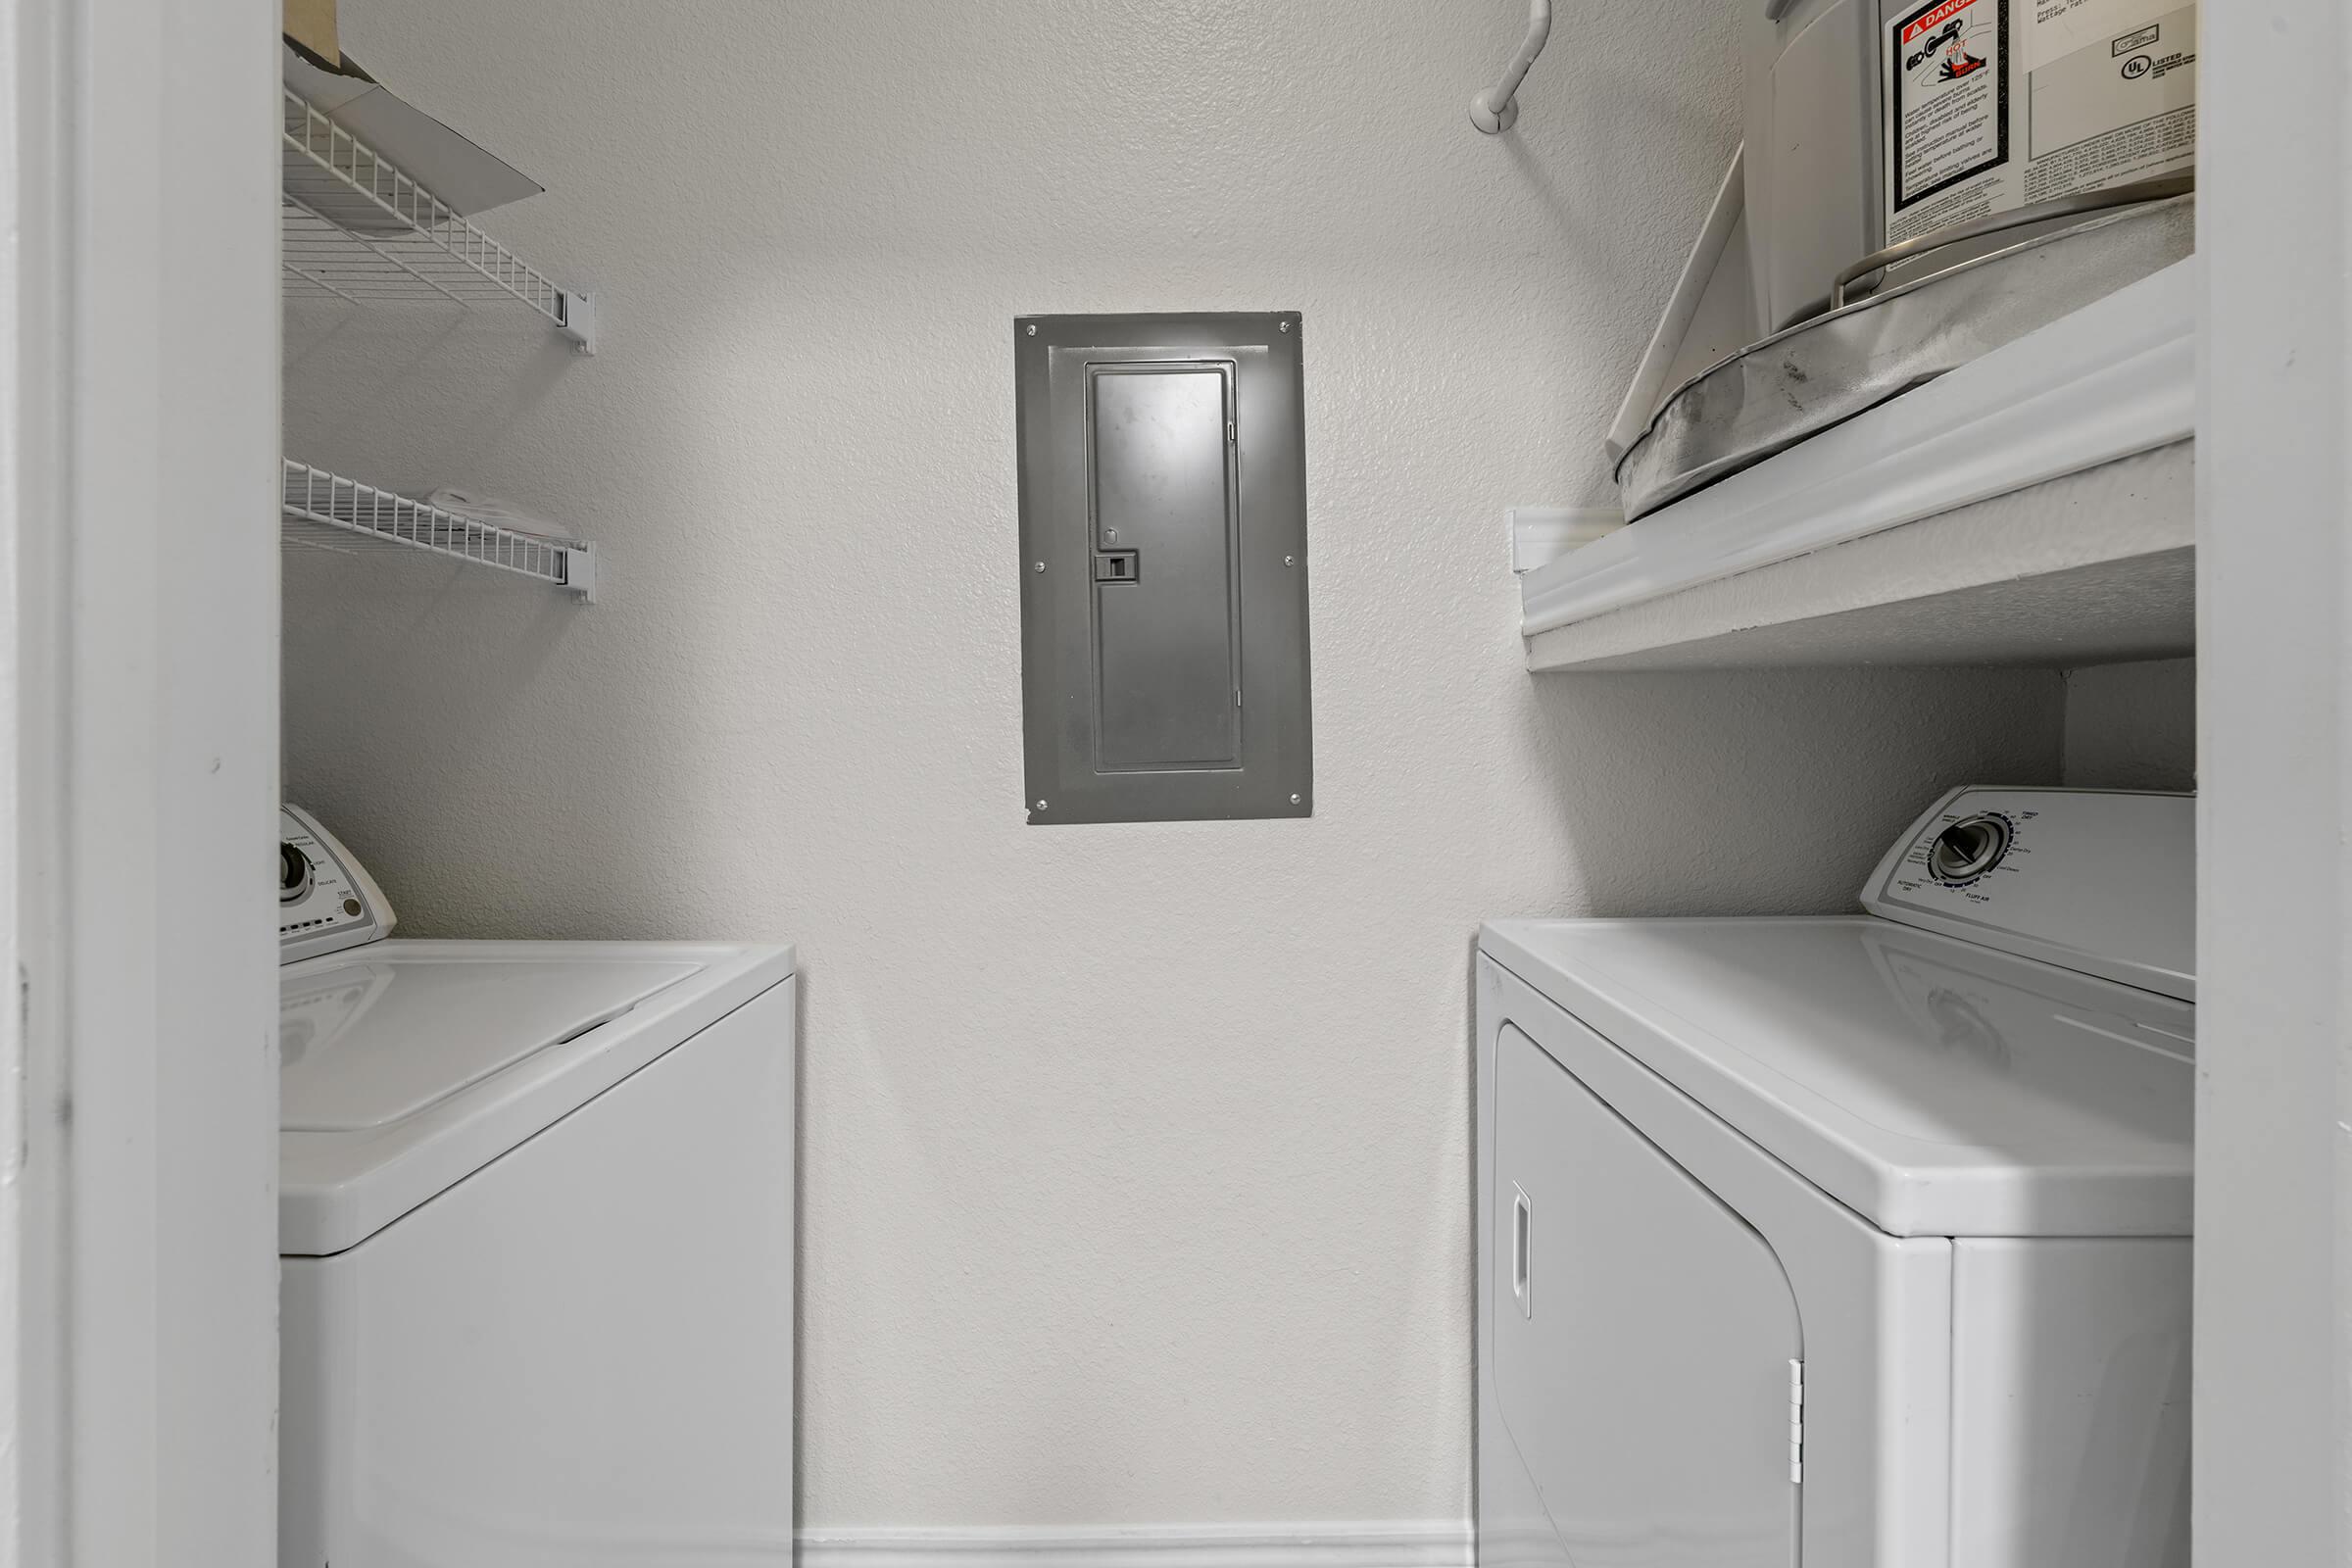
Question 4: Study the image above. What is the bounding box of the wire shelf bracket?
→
[281,91,595,353]
[282,460,599,600]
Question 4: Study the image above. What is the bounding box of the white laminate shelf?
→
[281,461,598,600]
[1521,260,2195,672]
[281,91,594,351]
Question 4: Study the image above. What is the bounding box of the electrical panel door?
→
[1014,313,1311,824]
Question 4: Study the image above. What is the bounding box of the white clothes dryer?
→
[276,806,797,1567]
[1477,787,2192,1568]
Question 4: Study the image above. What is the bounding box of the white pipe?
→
[1470,0,1553,133]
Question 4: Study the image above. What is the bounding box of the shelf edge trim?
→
[1521,259,2195,637]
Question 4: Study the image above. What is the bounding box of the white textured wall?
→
[2062,659,2195,791]
[283,0,2064,1527]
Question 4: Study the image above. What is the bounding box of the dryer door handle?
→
[1511,1185,1534,1318]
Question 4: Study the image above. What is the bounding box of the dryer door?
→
[1492,1023,1802,1567]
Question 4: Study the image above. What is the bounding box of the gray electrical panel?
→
[1014,313,1312,825]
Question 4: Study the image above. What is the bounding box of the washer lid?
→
[277,939,796,1257]
[1480,916,2193,1238]
[282,955,704,1131]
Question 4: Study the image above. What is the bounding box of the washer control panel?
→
[280,805,394,964]
[1863,786,2193,1001]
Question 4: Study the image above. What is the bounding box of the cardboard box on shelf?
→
[283,42,544,221]
[283,0,337,66]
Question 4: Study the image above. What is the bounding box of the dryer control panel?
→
[280,804,394,965]
[1863,787,2193,1001]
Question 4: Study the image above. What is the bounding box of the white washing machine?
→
[276,806,797,1567]
[1476,787,2192,1568]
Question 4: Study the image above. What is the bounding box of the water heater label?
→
[1884,0,2195,246]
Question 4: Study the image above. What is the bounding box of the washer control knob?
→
[1928,812,2013,884]
[279,842,314,906]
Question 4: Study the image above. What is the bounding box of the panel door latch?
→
[1093,551,1140,583]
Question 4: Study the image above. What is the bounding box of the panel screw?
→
[1279,320,1291,332]
[1283,555,1295,566]
[1026,323,1038,335]
[1290,794,1301,805]
[1033,561,1045,572]
[1035,800,1048,810]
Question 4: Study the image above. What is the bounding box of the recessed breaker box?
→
[1013,313,1312,826]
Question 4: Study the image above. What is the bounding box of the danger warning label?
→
[1889,0,2011,221]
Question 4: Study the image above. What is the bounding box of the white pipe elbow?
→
[1471,0,1554,134]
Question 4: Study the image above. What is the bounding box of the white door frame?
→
[5,0,280,1562]
[0,2,2346,1566]
[2196,1,2351,1561]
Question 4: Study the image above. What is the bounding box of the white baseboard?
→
[797,1521,1474,1568]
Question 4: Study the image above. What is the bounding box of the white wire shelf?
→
[281,90,594,351]
[282,460,598,600]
